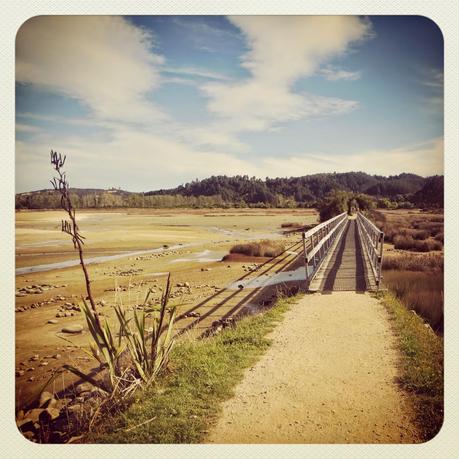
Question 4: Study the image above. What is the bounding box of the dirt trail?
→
[206,292,420,444]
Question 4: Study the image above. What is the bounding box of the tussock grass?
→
[88,296,297,443]
[382,253,443,272]
[379,292,443,441]
[383,271,443,333]
[393,235,442,252]
[230,239,285,258]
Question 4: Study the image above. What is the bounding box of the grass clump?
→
[88,296,296,443]
[230,239,285,258]
[379,292,443,441]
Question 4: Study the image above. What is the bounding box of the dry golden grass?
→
[382,253,443,272]
[383,271,443,333]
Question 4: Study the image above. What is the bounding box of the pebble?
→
[47,319,58,324]
[61,324,84,334]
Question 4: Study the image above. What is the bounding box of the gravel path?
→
[206,292,420,444]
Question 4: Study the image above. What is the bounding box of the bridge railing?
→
[302,212,348,287]
[356,212,384,289]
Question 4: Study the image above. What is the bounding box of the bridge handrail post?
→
[302,212,348,288]
[357,211,384,290]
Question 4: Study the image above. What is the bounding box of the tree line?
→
[15,172,443,210]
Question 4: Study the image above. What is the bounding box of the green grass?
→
[88,295,297,443]
[378,292,443,441]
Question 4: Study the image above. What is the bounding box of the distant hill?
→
[16,172,443,209]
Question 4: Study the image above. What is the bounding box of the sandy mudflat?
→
[206,292,420,444]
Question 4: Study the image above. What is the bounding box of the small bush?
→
[280,222,301,228]
[230,240,285,258]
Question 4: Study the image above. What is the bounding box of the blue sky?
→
[16,15,443,192]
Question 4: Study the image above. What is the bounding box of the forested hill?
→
[149,172,426,203]
[16,172,443,209]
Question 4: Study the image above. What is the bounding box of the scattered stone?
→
[16,370,25,377]
[52,354,61,359]
[238,284,244,290]
[47,319,58,324]
[39,361,49,367]
[27,376,35,382]
[184,282,190,288]
[201,267,211,271]
[61,324,83,334]
[30,355,39,361]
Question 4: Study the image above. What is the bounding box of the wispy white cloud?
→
[171,17,242,53]
[16,16,165,124]
[162,66,232,81]
[198,16,371,139]
[319,65,361,81]
[420,68,443,89]
[15,123,41,133]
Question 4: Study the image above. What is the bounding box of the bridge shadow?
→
[174,239,308,338]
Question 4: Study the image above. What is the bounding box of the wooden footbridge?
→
[302,212,384,292]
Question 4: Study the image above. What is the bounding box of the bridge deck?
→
[308,219,378,292]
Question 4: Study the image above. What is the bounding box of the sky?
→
[15,15,443,193]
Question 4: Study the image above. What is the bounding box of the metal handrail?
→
[302,212,348,288]
[356,212,384,289]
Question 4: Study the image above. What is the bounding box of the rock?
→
[40,407,61,421]
[201,267,211,271]
[61,324,83,334]
[75,383,92,395]
[23,409,43,424]
[52,398,72,411]
[39,391,54,408]
[16,370,25,377]
[184,282,190,288]
[22,431,36,441]
[30,355,39,361]
[52,354,61,359]
[47,319,58,324]
[16,293,27,297]
[64,312,72,317]
[27,367,35,372]
[17,418,35,432]
[39,361,49,367]
[238,284,244,290]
